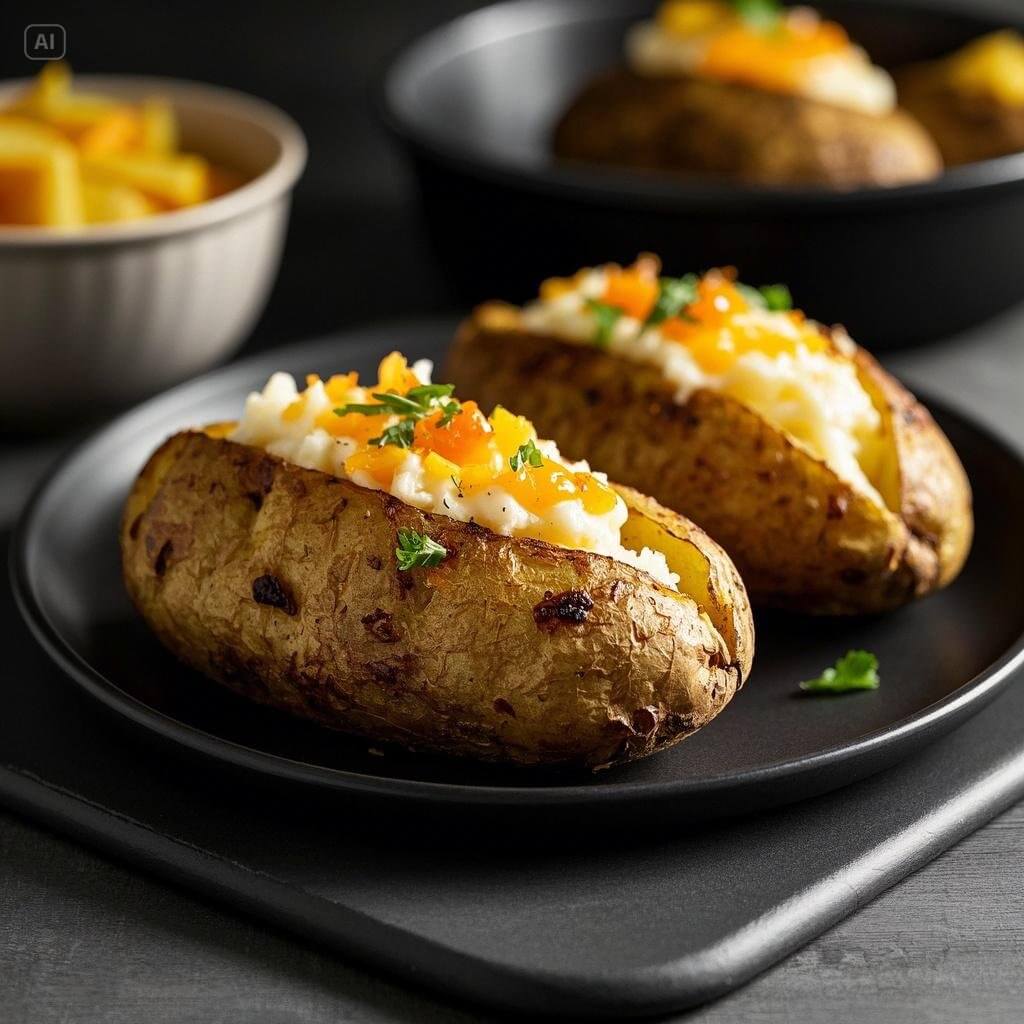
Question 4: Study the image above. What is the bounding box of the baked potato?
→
[554,1,941,188]
[121,354,753,770]
[897,31,1024,166]
[554,69,942,188]
[445,258,973,614]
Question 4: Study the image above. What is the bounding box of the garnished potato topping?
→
[229,353,679,588]
[0,63,244,227]
[944,30,1024,107]
[522,256,886,503]
[627,0,896,115]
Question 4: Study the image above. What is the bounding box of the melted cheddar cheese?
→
[522,257,886,504]
[626,1,896,115]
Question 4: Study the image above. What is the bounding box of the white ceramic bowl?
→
[0,75,306,421]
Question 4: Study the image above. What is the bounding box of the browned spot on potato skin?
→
[828,493,849,520]
[365,656,416,687]
[153,540,173,577]
[632,707,659,736]
[252,574,297,614]
[239,455,275,508]
[361,607,400,644]
[533,589,594,629]
[840,567,868,585]
[128,514,143,540]
[366,555,383,571]
[493,698,516,717]
[520,351,554,377]
[664,712,696,737]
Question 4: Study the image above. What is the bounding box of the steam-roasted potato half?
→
[554,1,941,188]
[445,257,973,614]
[897,31,1024,166]
[122,354,753,770]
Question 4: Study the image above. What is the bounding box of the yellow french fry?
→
[76,108,142,156]
[138,97,178,155]
[82,151,209,207]
[0,116,83,226]
[36,60,72,108]
[82,177,155,223]
[3,60,72,118]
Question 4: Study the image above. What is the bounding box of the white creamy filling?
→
[521,270,884,504]
[625,21,896,115]
[229,370,680,590]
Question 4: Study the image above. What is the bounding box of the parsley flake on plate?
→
[799,650,880,694]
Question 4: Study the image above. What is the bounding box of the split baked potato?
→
[122,356,753,770]
[445,259,973,614]
[553,1,941,188]
[897,31,1024,166]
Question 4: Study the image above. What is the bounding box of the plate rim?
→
[12,321,1024,809]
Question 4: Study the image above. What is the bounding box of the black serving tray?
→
[3,541,1024,1017]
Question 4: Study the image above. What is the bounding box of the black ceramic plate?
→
[13,321,1024,824]
[382,0,1024,346]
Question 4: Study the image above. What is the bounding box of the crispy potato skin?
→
[553,68,942,188]
[445,312,973,615]
[121,432,753,769]
[897,63,1024,165]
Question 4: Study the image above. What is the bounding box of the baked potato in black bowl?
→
[382,0,1024,347]
[554,0,941,189]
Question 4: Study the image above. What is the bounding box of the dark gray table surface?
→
[2,307,1024,1023]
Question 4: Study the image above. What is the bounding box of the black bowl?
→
[382,0,1024,348]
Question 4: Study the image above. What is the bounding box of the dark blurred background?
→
[0,0,487,352]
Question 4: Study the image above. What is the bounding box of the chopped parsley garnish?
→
[395,528,447,571]
[585,298,624,347]
[732,0,782,31]
[643,274,699,329]
[370,419,416,449]
[737,281,794,312]
[509,439,544,472]
[335,383,458,420]
[334,383,461,448]
[799,650,880,694]
[759,283,793,312]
